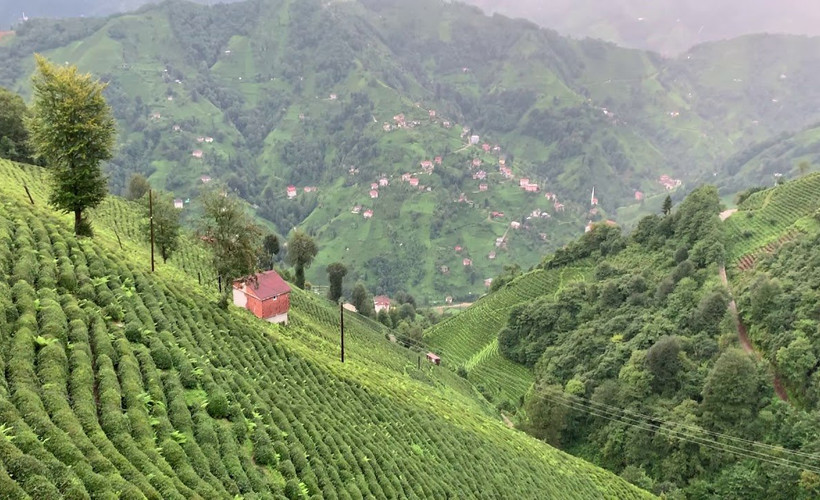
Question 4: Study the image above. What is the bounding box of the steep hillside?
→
[464,0,820,55]
[0,158,653,498]
[3,0,820,301]
[427,179,820,497]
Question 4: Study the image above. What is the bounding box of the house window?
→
[272,295,277,300]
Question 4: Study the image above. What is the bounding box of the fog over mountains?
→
[466,0,820,54]
[3,0,820,54]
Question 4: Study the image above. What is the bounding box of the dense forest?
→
[493,183,820,498]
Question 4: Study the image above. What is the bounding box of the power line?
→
[532,389,820,473]
[538,386,820,461]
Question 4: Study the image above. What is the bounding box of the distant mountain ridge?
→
[2,0,820,302]
[463,0,820,55]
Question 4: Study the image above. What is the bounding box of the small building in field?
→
[408,177,420,187]
[379,178,389,187]
[434,156,442,165]
[484,278,493,287]
[463,258,472,267]
[363,209,374,219]
[173,199,184,209]
[510,221,521,229]
[635,190,644,201]
[233,270,292,325]
[200,175,212,184]
[479,183,488,192]
[374,295,391,313]
[192,150,203,159]
[370,190,379,199]
[287,185,297,199]
[426,352,441,365]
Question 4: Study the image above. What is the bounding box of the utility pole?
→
[149,189,155,272]
[340,302,345,363]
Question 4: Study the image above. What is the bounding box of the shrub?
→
[206,391,229,419]
[149,335,172,370]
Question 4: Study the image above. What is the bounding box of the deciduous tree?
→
[26,55,116,236]
[127,173,151,200]
[326,262,347,302]
[199,189,263,304]
[141,190,181,263]
[287,230,318,289]
[0,86,33,163]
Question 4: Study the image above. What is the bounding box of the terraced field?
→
[724,173,820,266]
[0,159,651,498]
[424,266,591,404]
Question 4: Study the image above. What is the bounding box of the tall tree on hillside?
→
[662,195,673,216]
[127,173,151,200]
[0,86,33,163]
[351,281,375,317]
[140,190,181,263]
[287,230,318,289]
[26,55,116,236]
[199,189,263,305]
[261,233,280,270]
[326,262,348,302]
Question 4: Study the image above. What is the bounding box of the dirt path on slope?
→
[719,265,788,402]
[719,209,738,221]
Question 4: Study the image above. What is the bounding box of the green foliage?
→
[141,190,181,263]
[287,230,318,290]
[126,173,151,201]
[325,262,347,303]
[0,86,33,163]
[350,282,374,318]
[26,55,115,236]
[199,188,263,292]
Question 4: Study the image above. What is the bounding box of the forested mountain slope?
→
[427,176,820,497]
[0,157,653,498]
[2,0,820,301]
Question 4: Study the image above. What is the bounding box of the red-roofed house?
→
[379,178,389,187]
[500,167,512,178]
[519,178,530,188]
[174,199,184,209]
[472,170,487,180]
[454,245,463,253]
[371,182,379,190]
[463,258,472,267]
[479,183,488,192]
[363,209,373,219]
[374,295,391,313]
[434,156,442,165]
[429,109,437,118]
[287,186,297,199]
[408,178,420,187]
[192,150,203,159]
[233,270,292,324]
[370,190,379,199]
[482,143,491,152]
[635,191,644,201]
[524,183,539,193]
[426,352,441,365]
[472,158,482,167]
[200,175,212,184]
[484,278,493,287]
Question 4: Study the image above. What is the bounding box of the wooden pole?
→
[23,184,34,205]
[218,275,222,293]
[149,189,155,273]
[340,302,345,363]
[198,271,202,285]
[418,355,421,370]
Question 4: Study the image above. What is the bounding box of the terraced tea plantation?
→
[0,160,651,498]
[424,266,590,404]
[724,173,820,266]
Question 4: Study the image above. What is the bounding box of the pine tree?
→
[26,55,116,236]
[662,195,673,216]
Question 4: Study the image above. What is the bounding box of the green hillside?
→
[426,179,820,498]
[424,265,591,405]
[723,173,820,267]
[4,0,820,301]
[0,158,652,498]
